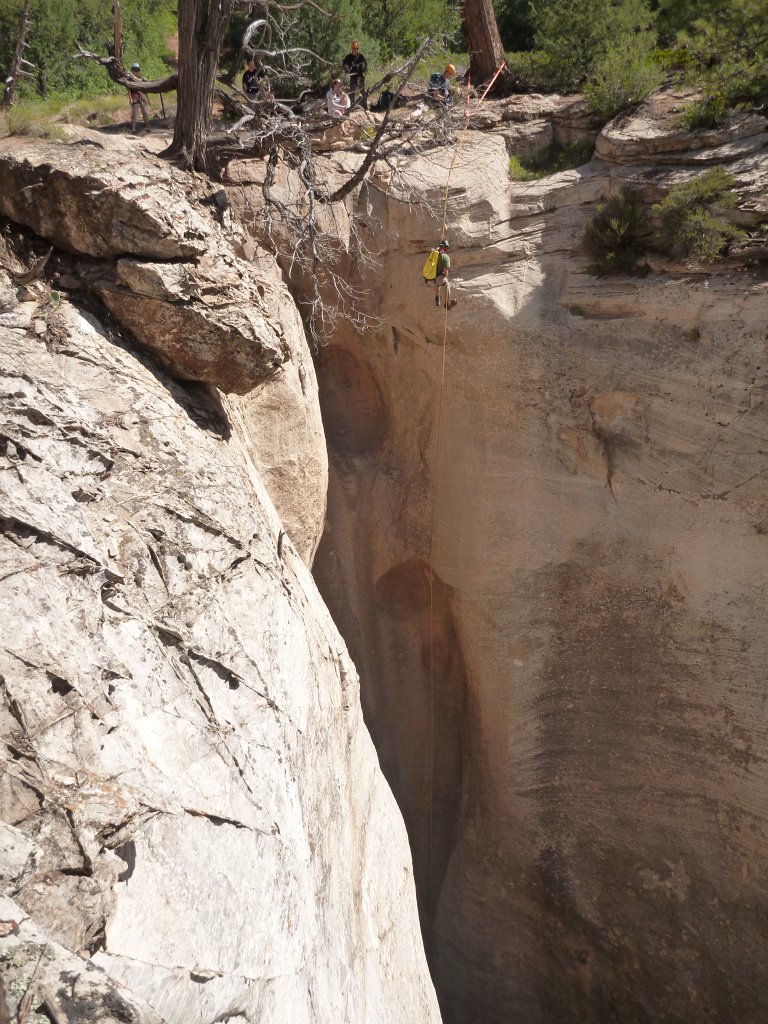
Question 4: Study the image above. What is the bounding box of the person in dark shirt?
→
[341,41,367,111]
[428,63,456,105]
[242,59,270,100]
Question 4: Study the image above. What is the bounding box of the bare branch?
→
[73,47,178,93]
[328,37,432,203]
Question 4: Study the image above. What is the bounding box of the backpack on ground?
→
[422,249,440,282]
[371,90,395,112]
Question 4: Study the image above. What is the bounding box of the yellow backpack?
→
[422,249,440,282]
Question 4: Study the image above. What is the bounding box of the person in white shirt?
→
[326,78,351,118]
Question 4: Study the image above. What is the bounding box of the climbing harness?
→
[425,61,507,918]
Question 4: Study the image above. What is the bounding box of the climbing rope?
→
[426,62,506,919]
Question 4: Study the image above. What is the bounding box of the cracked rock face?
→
[311,103,768,1023]
[0,298,439,1024]
[0,137,213,259]
[0,135,328,562]
[0,137,298,399]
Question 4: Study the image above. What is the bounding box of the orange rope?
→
[426,62,505,918]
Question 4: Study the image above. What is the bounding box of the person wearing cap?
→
[429,63,456,105]
[127,62,150,134]
[326,78,351,119]
[434,239,456,308]
[341,41,367,111]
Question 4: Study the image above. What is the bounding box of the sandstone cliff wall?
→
[311,99,768,1023]
[0,134,439,1024]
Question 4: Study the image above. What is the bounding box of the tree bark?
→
[113,1,123,66]
[165,0,235,170]
[461,0,513,93]
[1,0,33,109]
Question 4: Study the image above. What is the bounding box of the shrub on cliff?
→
[531,0,656,89]
[662,0,768,128]
[584,36,664,119]
[653,168,745,264]
[509,140,594,180]
[583,187,648,272]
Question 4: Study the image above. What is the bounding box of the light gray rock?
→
[0,822,35,893]
[0,893,165,1023]
[94,256,289,395]
[0,271,16,311]
[0,300,439,1024]
[0,138,213,258]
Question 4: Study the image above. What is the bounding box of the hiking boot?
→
[449,298,458,308]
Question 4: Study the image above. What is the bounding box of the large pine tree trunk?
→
[461,0,512,92]
[166,0,234,169]
[1,0,32,109]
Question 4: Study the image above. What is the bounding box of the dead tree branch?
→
[1,0,34,109]
[73,48,178,93]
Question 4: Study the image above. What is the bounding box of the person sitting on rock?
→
[127,63,150,135]
[326,78,351,119]
[341,40,368,111]
[428,63,456,105]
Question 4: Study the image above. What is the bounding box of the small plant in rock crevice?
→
[652,167,745,264]
[508,140,594,181]
[583,186,649,273]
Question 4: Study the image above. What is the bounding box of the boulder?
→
[93,254,289,395]
[0,137,213,258]
[0,894,164,1024]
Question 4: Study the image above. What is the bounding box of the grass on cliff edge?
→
[0,92,176,139]
[509,140,594,181]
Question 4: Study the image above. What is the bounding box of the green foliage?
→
[367,0,460,62]
[583,186,648,272]
[3,105,66,138]
[509,140,593,179]
[494,0,535,51]
[681,94,728,130]
[505,49,551,90]
[584,34,664,119]
[665,0,768,123]
[531,0,656,89]
[652,167,744,264]
[0,0,175,102]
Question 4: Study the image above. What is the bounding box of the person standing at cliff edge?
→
[127,63,150,135]
[341,40,368,111]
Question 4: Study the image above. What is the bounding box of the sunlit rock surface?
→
[0,281,439,1023]
[310,102,768,1023]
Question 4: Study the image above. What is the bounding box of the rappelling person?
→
[423,240,457,309]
